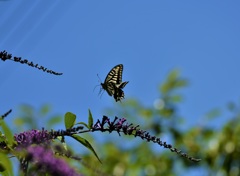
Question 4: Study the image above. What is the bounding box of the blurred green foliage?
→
[0,119,14,176]
[14,104,62,131]
[1,69,240,176]
[80,69,240,176]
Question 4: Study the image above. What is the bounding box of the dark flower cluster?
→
[50,126,84,137]
[0,50,63,75]
[92,116,201,162]
[14,126,84,148]
[14,129,53,147]
[1,109,12,119]
[26,146,82,176]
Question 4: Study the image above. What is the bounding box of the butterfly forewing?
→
[105,64,123,84]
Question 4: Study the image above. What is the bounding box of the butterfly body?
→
[100,64,128,102]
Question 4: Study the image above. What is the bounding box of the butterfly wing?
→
[113,86,125,102]
[116,81,129,89]
[113,81,129,102]
[101,82,115,96]
[100,64,128,101]
[105,64,123,84]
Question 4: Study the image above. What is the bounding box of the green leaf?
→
[39,104,51,116]
[139,109,153,118]
[47,115,62,127]
[88,109,93,129]
[0,163,5,172]
[168,69,179,81]
[160,70,188,94]
[71,134,101,163]
[205,108,221,119]
[0,119,14,146]
[0,132,5,143]
[174,79,188,88]
[64,112,76,130]
[76,122,89,129]
[159,108,174,118]
[57,136,68,151]
[13,118,25,126]
[20,105,34,116]
[169,95,183,103]
[0,153,13,175]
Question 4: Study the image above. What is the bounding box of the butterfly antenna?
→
[93,84,100,92]
[93,74,102,93]
[97,74,102,83]
[94,74,104,96]
[99,88,105,98]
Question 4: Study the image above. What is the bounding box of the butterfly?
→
[100,64,128,102]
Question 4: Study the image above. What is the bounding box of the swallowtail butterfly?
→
[100,64,128,102]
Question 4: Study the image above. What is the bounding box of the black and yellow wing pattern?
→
[101,64,128,102]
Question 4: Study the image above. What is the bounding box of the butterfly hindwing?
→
[113,86,125,102]
[112,81,129,102]
[116,81,129,89]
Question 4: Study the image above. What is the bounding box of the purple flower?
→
[115,118,126,126]
[91,116,201,162]
[14,129,52,146]
[27,146,82,176]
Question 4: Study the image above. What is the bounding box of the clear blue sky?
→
[1,1,240,130]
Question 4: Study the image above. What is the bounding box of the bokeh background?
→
[0,1,240,176]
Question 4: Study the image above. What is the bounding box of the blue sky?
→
[0,1,240,131]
